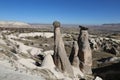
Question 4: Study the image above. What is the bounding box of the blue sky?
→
[0,0,120,24]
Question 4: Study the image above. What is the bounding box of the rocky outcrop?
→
[41,53,55,69]
[53,21,74,77]
[89,38,99,51]
[89,37,120,56]
[101,39,120,55]
[110,46,119,55]
[78,26,92,75]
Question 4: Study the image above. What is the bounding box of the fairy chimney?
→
[78,25,92,75]
[53,21,74,77]
[69,41,80,68]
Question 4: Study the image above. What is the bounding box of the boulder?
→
[41,53,55,69]
[94,76,103,80]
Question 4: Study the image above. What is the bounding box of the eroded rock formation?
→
[78,26,92,75]
[42,53,55,69]
[69,41,79,68]
[53,21,74,77]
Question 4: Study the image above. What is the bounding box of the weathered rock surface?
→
[53,21,74,77]
[110,46,119,55]
[69,41,79,68]
[0,64,45,80]
[78,26,92,75]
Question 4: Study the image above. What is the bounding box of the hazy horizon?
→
[1,20,120,26]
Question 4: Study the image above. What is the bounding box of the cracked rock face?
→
[78,26,92,75]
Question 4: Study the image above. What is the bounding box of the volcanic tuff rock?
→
[53,21,74,78]
[78,26,92,75]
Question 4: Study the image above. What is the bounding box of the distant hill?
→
[102,23,120,26]
[102,23,120,28]
[0,21,30,28]
[100,23,120,31]
[87,23,120,35]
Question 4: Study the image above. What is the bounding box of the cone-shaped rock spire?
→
[69,41,80,68]
[78,25,92,75]
[53,21,74,77]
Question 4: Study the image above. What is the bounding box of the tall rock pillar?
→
[53,21,74,77]
[78,26,92,75]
